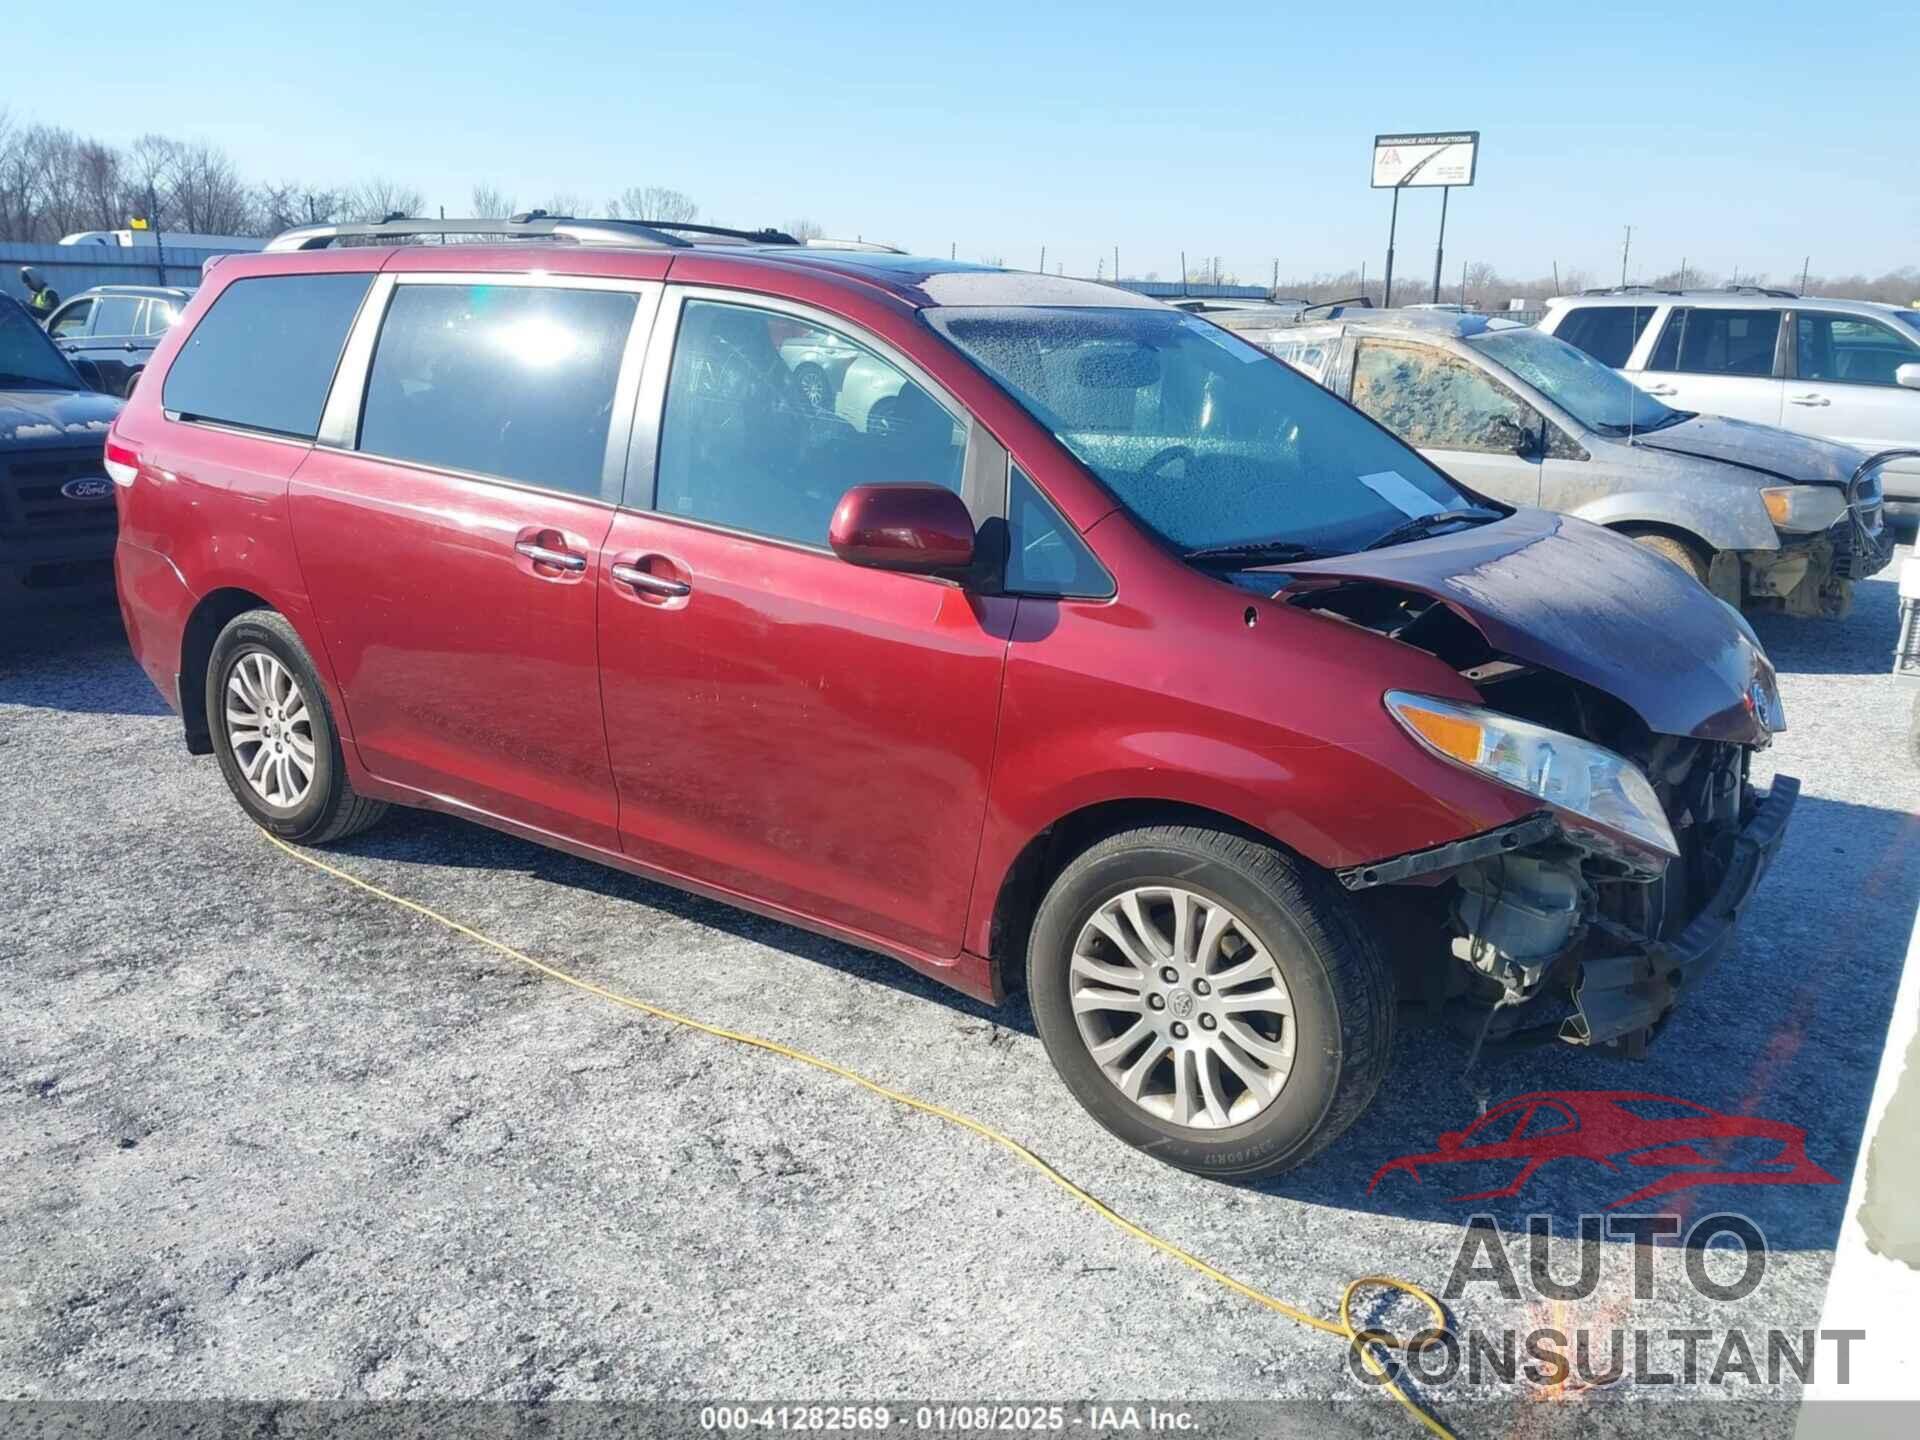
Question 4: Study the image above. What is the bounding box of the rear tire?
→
[206,609,387,845]
[1027,825,1394,1180]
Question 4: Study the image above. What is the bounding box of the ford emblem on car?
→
[60,476,113,501]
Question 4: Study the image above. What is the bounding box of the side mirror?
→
[1896,362,1920,392]
[1484,414,1531,455]
[828,483,975,575]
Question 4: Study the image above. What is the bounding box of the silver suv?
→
[1538,287,1920,525]
[1212,307,1891,617]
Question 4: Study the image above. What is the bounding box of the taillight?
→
[104,437,140,488]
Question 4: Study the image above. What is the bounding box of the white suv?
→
[1539,288,1920,523]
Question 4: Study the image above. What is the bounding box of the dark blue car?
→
[1,294,123,612]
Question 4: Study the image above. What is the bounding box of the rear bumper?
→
[114,538,193,712]
[1565,775,1799,1050]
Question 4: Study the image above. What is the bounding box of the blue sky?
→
[14,1,1916,284]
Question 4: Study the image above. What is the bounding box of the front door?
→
[291,275,655,850]
[1632,306,1785,425]
[1349,338,1542,506]
[598,294,1013,955]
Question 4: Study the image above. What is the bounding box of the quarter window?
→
[163,273,373,439]
[141,301,178,336]
[1795,313,1917,387]
[1552,305,1656,368]
[1650,308,1780,377]
[357,283,639,498]
[654,300,965,546]
[1351,340,1537,454]
[1005,464,1112,598]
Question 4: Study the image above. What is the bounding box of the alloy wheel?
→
[223,649,316,809]
[1069,885,1296,1129]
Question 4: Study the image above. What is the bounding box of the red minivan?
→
[109,216,1796,1178]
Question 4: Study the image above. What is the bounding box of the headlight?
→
[1385,691,1679,859]
[1759,485,1846,532]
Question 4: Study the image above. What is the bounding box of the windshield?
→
[927,306,1485,557]
[0,300,84,390]
[1468,326,1684,435]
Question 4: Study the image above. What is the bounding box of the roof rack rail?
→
[802,237,907,253]
[263,211,694,252]
[1716,283,1799,298]
[620,220,801,246]
[1577,284,1678,297]
[1300,295,1373,313]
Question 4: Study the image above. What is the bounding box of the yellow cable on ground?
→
[263,830,1459,1439]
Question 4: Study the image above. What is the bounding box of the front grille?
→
[0,447,117,542]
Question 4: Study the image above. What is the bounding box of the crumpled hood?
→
[1633,414,1864,485]
[0,387,121,450]
[1268,509,1774,745]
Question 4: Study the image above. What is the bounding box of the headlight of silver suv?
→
[1760,485,1847,533]
[1385,691,1679,860]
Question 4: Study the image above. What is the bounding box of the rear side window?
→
[141,301,179,337]
[654,299,965,546]
[1553,305,1654,368]
[164,273,373,439]
[357,283,639,498]
[91,295,142,336]
[1649,308,1781,377]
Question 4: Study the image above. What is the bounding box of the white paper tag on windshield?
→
[1181,316,1265,363]
[1358,470,1445,519]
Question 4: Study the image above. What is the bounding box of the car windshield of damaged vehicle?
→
[1466,325,1687,435]
[926,306,1504,561]
[109,239,1796,1180]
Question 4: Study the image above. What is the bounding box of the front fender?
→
[1570,488,1779,553]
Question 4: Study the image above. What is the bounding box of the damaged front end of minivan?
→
[1273,510,1798,1058]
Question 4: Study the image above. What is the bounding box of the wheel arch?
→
[177,586,276,754]
[984,797,1316,998]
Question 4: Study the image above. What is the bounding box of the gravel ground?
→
[2,548,1916,1438]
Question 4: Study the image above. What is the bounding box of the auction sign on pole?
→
[1372,131,1479,307]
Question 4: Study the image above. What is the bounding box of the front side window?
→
[1351,340,1537,453]
[928,306,1480,558]
[358,283,639,498]
[164,273,373,439]
[1468,326,1684,436]
[1650,308,1781,377]
[49,300,93,339]
[655,299,965,546]
[1796,313,1918,387]
[91,296,142,337]
[1552,305,1655,369]
[0,300,86,388]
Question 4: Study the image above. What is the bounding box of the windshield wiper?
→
[1182,539,1331,568]
[1362,506,1502,552]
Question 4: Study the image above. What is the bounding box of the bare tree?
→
[168,140,254,234]
[784,217,825,241]
[344,178,425,222]
[606,185,697,224]
[470,183,516,219]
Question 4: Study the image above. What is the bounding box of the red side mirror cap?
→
[828,483,975,575]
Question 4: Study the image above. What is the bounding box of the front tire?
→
[206,609,387,844]
[1027,825,1394,1180]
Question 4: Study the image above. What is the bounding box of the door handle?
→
[1787,394,1831,407]
[611,562,691,598]
[515,540,587,571]
[1645,384,1679,397]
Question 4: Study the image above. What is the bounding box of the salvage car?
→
[111,215,1795,1178]
[1221,308,1891,616]
[1,293,123,612]
[1539,287,1920,526]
